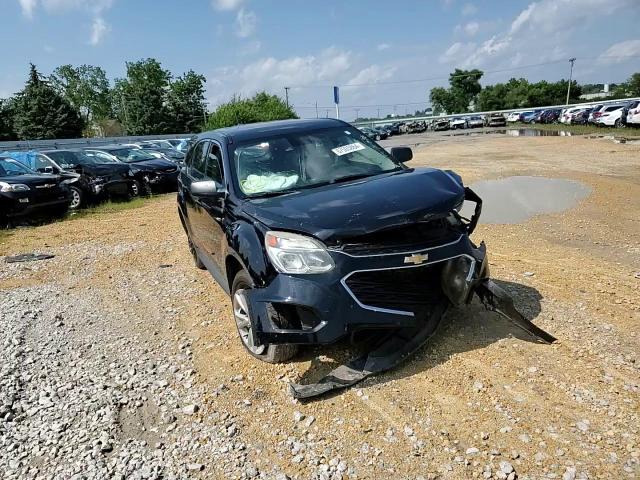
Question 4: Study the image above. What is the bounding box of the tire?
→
[614,118,623,128]
[68,186,83,210]
[188,237,206,270]
[231,270,298,363]
[132,179,153,197]
[130,181,140,197]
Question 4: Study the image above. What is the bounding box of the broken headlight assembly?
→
[0,182,30,192]
[265,231,335,274]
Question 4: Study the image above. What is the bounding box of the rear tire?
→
[232,270,298,363]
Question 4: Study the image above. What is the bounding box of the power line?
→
[286,54,640,90]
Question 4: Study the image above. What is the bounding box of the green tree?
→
[114,58,172,135]
[0,98,17,141]
[49,64,112,131]
[166,70,207,133]
[12,64,84,140]
[429,69,483,114]
[626,72,640,96]
[205,92,297,130]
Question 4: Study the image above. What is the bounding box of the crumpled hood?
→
[81,163,130,177]
[129,158,177,172]
[243,168,465,243]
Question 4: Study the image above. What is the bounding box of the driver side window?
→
[205,144,224,183]
[189,141,209,180]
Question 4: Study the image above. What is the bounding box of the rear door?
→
[181,140,209,249]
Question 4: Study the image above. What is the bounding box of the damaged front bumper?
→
[244,233,491,346]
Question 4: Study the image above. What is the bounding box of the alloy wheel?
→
[69,188,81,209]
[233,289,265,355]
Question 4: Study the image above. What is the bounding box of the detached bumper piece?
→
[476,279,557,344]
[289,300,449,400]
[289,278,556,400]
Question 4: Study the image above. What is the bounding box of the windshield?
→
[105,148,157,163]
[0,158,33,176]
[233,126,402,197]
[46,150,101,167]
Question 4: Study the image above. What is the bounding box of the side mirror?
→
[190,180,222,196]
[39,166,54,174]
[390,146,413,163]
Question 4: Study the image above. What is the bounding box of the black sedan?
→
[85,146,179,195]
[0,156,71,225]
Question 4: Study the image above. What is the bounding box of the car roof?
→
[197,118,349,144]
[40,149,85,154]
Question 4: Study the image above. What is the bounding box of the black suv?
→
[0,156,71,225]
[178,119,551,364]
[85,146,179,195]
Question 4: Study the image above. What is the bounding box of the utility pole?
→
[355,108,360,121]
[325,109,329,118]
[315,101,318,118]
[377,107,380,119]
[284,86,290,108]
[565,58,576,105]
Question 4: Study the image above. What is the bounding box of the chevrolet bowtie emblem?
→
[404,253,429,265]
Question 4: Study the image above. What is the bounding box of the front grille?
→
[337,219,459,256]
[344,263,444,313]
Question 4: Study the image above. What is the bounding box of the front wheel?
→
[232,270,298,363]
[614,118,623,128]
[68,186,83,210]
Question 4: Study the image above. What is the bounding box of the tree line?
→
[0,59,297,141]
[430,69,640,115]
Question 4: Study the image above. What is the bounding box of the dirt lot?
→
[1,135,638,479]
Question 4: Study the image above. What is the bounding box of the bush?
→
[205,92,297,130]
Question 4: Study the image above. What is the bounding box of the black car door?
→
[197,142,227,275]
[181,140,209,252]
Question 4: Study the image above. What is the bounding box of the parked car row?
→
[506,101,640,128]
[0,137,190,227]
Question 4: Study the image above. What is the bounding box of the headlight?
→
[265,231,335,274]
[0,182,30,192]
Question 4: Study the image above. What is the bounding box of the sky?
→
[1,0,639,120]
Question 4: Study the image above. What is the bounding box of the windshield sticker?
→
[331,142,365,156]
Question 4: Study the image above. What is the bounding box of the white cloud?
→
[345,65,396,87]
[240,40,262,56]
[599,39,640,64]
[439,41,476,64]
[89,16,109,45]
[20,0,115,15]
[235,8,256,38]
[18,0,37,18]
[440,0,637,70]
[206,47,372,106]
[461,3,477,15]
[455,21,480,36]
[377,43,391,51]
[212,0,243,10]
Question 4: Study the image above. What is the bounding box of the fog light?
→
[441,256,474,305]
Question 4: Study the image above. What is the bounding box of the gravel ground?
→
[1,134,638,479]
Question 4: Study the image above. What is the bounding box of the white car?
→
[450,117,468,129]
[596,105,625,127]
[560,107,583,124]
[625,100,640,126]
[506,112,521,122]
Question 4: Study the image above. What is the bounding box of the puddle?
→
[461,176,591,224]
[502,129,573,137]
